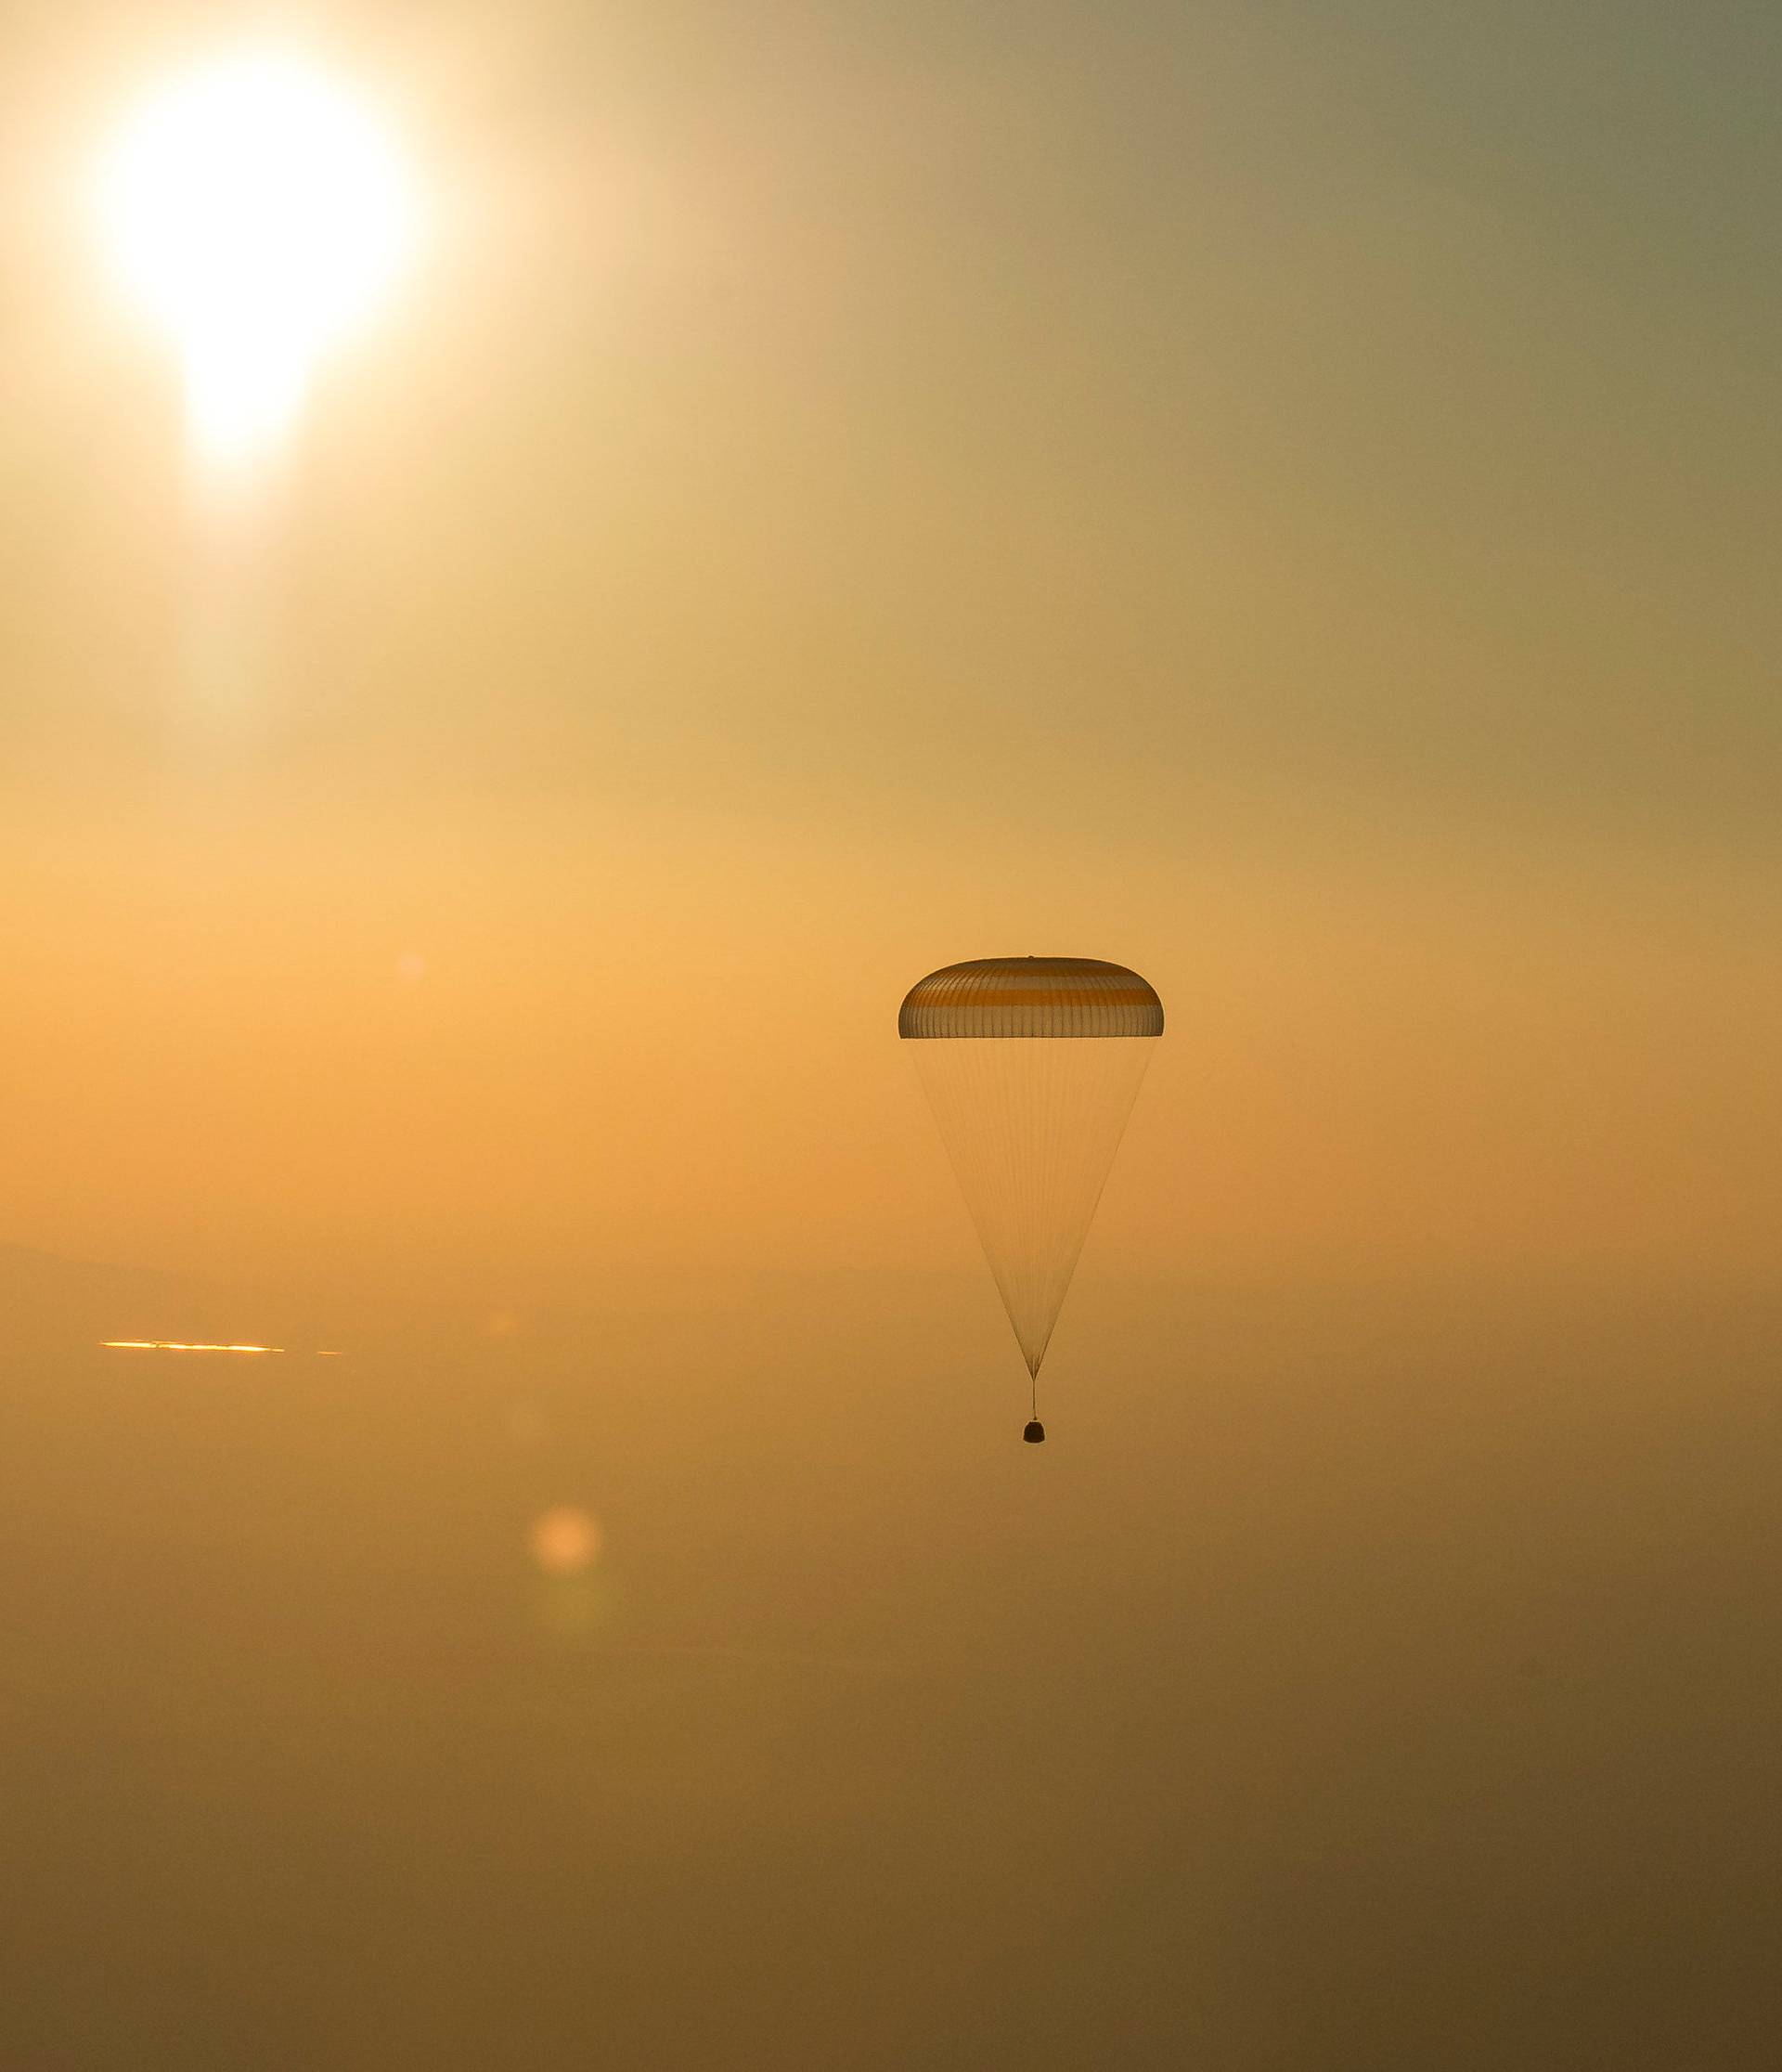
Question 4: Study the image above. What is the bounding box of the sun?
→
[99,53,414,463]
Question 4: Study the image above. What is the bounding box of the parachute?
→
[899,956,1163,1440]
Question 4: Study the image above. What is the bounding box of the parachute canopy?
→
[899,957,1162,1408]
[897,956,1164,1040]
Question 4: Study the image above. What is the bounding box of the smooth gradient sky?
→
[2,2,1778,2066]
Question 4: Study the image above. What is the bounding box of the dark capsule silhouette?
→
[1023,1419,1046,1444]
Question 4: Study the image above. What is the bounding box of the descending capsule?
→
[898,956,1163,1439]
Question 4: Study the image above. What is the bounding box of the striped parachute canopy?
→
[899,958,1162,1421]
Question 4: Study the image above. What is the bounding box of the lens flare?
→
[529,1507,603,1577]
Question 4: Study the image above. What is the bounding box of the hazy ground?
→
[3,1250,1778,2067]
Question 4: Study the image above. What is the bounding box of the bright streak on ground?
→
[101,1340,287,1354]
[97,52,414,462]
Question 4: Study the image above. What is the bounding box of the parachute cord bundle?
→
[909,1031,1154,1377]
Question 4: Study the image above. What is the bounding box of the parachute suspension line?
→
[913,1034,1152,1370]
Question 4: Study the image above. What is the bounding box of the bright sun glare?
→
[99,53,413,463]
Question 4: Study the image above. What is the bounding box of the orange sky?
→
[1,0,1776,1313]
[4,8,1781,2067]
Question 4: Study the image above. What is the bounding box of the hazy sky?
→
[2,5,1778,2064]
[2,0,1775,1302]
